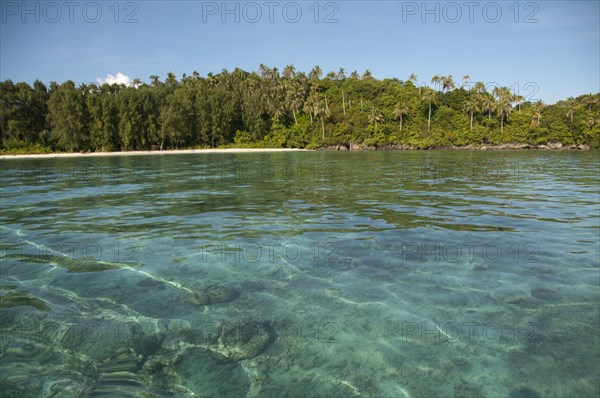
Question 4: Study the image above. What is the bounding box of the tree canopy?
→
[1,67,599,153]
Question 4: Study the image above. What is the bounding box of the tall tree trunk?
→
[321,116,325,140]
[292,108,297,124]
[342,89,346,115]
[428,102,432,131]
[470,111,473,131]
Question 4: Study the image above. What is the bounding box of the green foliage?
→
[1,70,598,153]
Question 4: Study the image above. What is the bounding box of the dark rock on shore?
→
[318,142,591,151]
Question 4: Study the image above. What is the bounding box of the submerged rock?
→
[185,284,239,306]
[171,347,251,396]
[12,253,143,273]
[136,278,166,289]
[453,380,484,398]
[207,320,274,360]
[509,387,541,398]
[530,287,561,301]
[322,257,358,271]
[0,290,50,311]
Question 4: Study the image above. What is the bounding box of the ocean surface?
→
[1,150,599,397]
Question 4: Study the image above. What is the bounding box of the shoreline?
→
[0,148,309,160]
[321,143,592,151]
[0,144,594,159]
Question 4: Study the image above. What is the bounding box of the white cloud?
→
[97,72,131,86]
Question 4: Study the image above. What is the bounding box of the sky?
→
[1,0,598,103]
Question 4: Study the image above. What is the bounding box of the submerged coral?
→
[185,284,239,305]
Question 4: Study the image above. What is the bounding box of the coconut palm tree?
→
[464,96,479,131]
[283,65,296,80]
[165,72,177,86]
[431,75,441,92]
[530,100,545,128]
[422,90,437,132]
[149,75,161,87]
[315,99,331,139]
[408,73,420,95]
[309,66,323,81]
[337,68,346,80]
[258,64,271,79]
[494,87,514,136]
[482,95,496,120]
[566,98,578,131]
[462,75,470,88]
[393,101,409,131]
[473,81,486,94]
[368,106,383,126]
[441,75,455,93]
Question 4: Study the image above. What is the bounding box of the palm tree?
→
[408,73,420,95]
[258,64,271,78]
[165,72,177,86]
[350,70,360,79]
[473,81,486,94]
[132,78,142,88]
[309,66,323,81]
[431,75,441,91]
[530,100,545,128]
[422,90,437,131]
[514,94,524,111]
[149,75,161,87]
[462,75,470,88]
[315,99,331,139]
[304,86,319,123]
[362,69,373,80]
[441,75,455,93]
[283,64,296,79]
[566,98,578,132]
[494,87,514,136]
[464,96,479,131]
[368,106,383,126]
[337,68,346,80]
[393,101,409,131]
[482,95,496,120]
[393,101,409,144]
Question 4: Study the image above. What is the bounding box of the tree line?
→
[1,66,599,153]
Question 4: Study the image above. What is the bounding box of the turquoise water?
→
[1,151,599,397]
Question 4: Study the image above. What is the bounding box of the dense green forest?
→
[1,66,599,154]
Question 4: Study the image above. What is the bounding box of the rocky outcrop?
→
[318,142,592,151]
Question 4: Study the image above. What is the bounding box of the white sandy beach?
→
[0,148,309,160]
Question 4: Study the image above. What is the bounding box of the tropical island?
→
[1,66,599,155]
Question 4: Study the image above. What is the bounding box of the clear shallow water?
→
[1,151,598,397]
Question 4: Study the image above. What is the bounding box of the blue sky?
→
[1,0,598,103]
